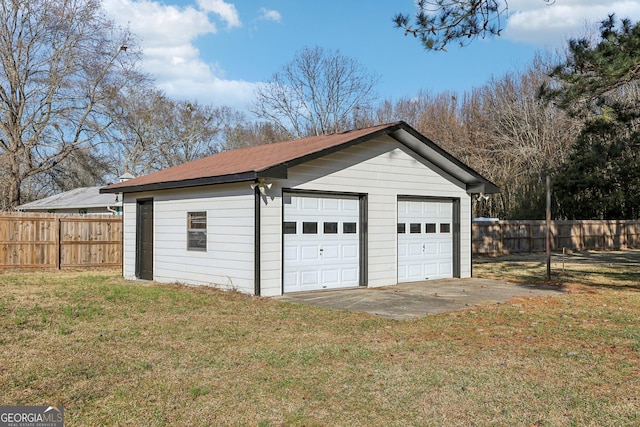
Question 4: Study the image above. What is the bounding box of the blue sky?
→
[103,0,640,114]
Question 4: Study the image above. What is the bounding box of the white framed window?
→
[187,211,207,251]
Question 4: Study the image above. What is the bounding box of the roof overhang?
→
[389,126,500,194]
[101,172,263,194]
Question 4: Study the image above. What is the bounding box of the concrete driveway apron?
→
[274,278,565,320]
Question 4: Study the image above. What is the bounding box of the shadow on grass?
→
[474,249,640,292]
[555,269,640,292]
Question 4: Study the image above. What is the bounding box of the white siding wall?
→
[259,135,471,296]
[122,184,255,293]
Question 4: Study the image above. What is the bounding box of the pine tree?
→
[546,16,640,219]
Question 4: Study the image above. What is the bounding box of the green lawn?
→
[1,260,639,426]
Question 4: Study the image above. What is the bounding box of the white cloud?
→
[102,0,256,111]
[196,0,241,28]
[257,7,282,23]
[504,0,640,46]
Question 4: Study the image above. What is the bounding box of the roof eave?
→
[466,181,500,194]
[391,124,500,194]
[100,171,261,194]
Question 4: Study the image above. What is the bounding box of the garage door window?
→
[397,223,406,234]
[303,222,318,234]
[425,223,436,233]
[283,221,297,234]
[187,212,207,251]
[410,223,421,233]
[343,222,357,234]
[324,222,338,234]
[440,223,451,233]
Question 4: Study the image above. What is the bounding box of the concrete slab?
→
[274,278,565,320]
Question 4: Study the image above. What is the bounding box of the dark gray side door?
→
[136,199,153,280]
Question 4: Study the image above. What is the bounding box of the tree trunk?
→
[7,173,21,210]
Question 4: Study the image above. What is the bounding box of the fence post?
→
[546,175,551,281]
[55,218,61,270]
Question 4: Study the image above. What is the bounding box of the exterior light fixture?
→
[251,179,273,196]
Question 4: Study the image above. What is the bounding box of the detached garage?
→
[101,121,498,297]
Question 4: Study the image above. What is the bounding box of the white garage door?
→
[283,194,360,293]
[398,199,453,282]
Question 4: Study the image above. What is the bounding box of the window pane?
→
[302,222,318,234]
[425,223,436,233]
[188,231,206,250]
[440,223,451,233]
[397,223,406,234]
[324,222,338,234]
[188,212,206,230]
[410,223,421,233]
[188,212,206,250]
[343,222,357,234]
[283,221,297,234]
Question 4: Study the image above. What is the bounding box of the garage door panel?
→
[342,244,358,259]
[284,194,360,292]
[284,246,297,261]
[408,243,422,256]
[283,272,297,287]
[424,243,438,255]
[322,198,339,211]
[440,263,452,275]
[398,244,407,257]
[341,268,358,282]
[301,197,319,210]
[322,245,340,259]
[301,245,320,260]
[342,200,358,211]
[408,264,422,277]
[439,242,452,254]
[321,269,339,285]
[398,199,454,282]
[424,263,438,276]
[424,204,438,214]
[301,270,320,286]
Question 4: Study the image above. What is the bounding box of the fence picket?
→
[473,219,640,255]
[0,212,121,269]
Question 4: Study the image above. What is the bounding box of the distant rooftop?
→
[17,187,121,211]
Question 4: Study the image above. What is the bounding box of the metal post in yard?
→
[546,175,551,282]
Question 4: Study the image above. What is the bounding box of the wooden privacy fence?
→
[0,212,122,269]
[473,220,640,255]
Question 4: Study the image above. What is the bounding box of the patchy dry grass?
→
[474,249,640,291]
[1,261,639,426]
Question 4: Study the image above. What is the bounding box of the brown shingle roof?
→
[101,122,404,193]
[101,121,500,194]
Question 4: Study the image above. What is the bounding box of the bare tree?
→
[107,88,244,177]
[462,53,581,218]
[221,121,292,151]
[372,53,579,219]
[251,46,379,138]
[0,0,146,208]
